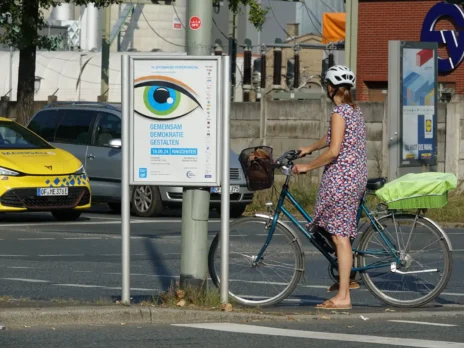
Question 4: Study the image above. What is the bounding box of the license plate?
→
[37,187,69,196]
[211,185,240,194]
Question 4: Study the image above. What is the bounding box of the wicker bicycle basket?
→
[239,146,274,191]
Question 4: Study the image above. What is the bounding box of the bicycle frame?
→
[254,174,402,272]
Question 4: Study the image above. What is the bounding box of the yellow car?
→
[0,117,91,221]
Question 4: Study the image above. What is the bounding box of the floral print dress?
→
[311,103,368,238]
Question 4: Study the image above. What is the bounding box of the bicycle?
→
[208,147,453,308]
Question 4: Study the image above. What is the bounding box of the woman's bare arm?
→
[294,113,345,173]
[299,134,328,157]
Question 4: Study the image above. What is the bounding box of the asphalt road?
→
[1,315,464,347]
[0,205,463,311]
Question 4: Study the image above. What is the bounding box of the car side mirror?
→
[109,138,122,149]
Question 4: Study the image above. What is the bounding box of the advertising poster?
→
[130,58,220,186]
[400,46,437,167]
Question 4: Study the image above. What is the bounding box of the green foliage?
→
[0,0,122,50]
[225,0,269,31]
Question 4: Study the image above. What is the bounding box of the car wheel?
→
[230,205,246,218]
[51,210,82,221]
[130,185,163,217]
[108,202,122,214]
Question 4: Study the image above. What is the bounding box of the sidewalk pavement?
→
[1,301,464,329]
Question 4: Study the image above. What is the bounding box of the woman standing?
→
[292,65,368,310]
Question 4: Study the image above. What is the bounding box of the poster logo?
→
[421,2,464,73]
[186,171,195,178]
[139,168,147,178]
[426,119,432,132]
[133,76,202,120]
[189,16,201,30]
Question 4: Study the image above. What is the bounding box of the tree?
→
[221,0,269,31]
[0,0,121,125]
[0,0,265,125]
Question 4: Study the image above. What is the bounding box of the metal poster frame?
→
[127,55,223,187]
[399,41,439,168]
[120,54,231,305]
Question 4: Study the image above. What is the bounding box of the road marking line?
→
[172,323,464,348]
[8,266,31,269]
[1,278,49,283]
[0,254,25,257]
[388,320,458,327]
[63,237,103,240]
[55,284,103,288]
[235,295,321,304]
[18,238,55,240]
[442,292,464,297]
[54,283,157,292]
[38,254,85,257]
[0,218,225,228]
[256,234,283,236]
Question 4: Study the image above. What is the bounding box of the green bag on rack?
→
[375,172,458,210]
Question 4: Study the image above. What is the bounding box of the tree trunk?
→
[17,46,37,125]
[16,0,39,126]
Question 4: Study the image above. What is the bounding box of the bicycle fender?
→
[420,215,454,252]
[253,213,295,231]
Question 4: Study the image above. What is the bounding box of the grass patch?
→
[244,174,464,224]
[154,280,224,309]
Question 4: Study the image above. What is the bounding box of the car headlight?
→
[75,165,86,175]
[0,167,19,176]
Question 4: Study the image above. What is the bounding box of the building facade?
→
[357,0,461,102]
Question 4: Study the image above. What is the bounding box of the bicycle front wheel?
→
[208,216,304,307]
[357,213,452,308]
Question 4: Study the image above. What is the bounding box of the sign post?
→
[121,54,131,305]
[120,54,230,304]
[388,41,439,181]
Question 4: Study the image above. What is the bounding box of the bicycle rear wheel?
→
[208,216,304,307]
[357,213,452,308]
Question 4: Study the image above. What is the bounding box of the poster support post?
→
[121,54,131,304]
[220,55,230,304]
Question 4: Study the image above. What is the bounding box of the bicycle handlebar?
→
[274,149,310,166]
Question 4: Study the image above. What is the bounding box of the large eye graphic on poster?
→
[133,76,202,120]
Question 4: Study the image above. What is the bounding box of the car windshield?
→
[0,121,53,150]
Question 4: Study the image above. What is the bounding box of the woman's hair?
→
[331,84,357,109]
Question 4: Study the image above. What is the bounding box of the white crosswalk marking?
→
[173,323,464,348]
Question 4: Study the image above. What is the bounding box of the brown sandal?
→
[316,300,352,310]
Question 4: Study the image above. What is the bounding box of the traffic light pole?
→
[179,0,213,291]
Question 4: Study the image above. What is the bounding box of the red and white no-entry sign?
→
[189,16,201,30]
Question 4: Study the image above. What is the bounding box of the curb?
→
[0,305,279,328]
[1,305,464,329]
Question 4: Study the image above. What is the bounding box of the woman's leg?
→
[331,235,353,305]
[317,234,353,308]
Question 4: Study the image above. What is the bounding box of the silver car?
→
[27,102,254,218]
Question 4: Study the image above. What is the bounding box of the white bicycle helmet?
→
[325,65,356,87]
